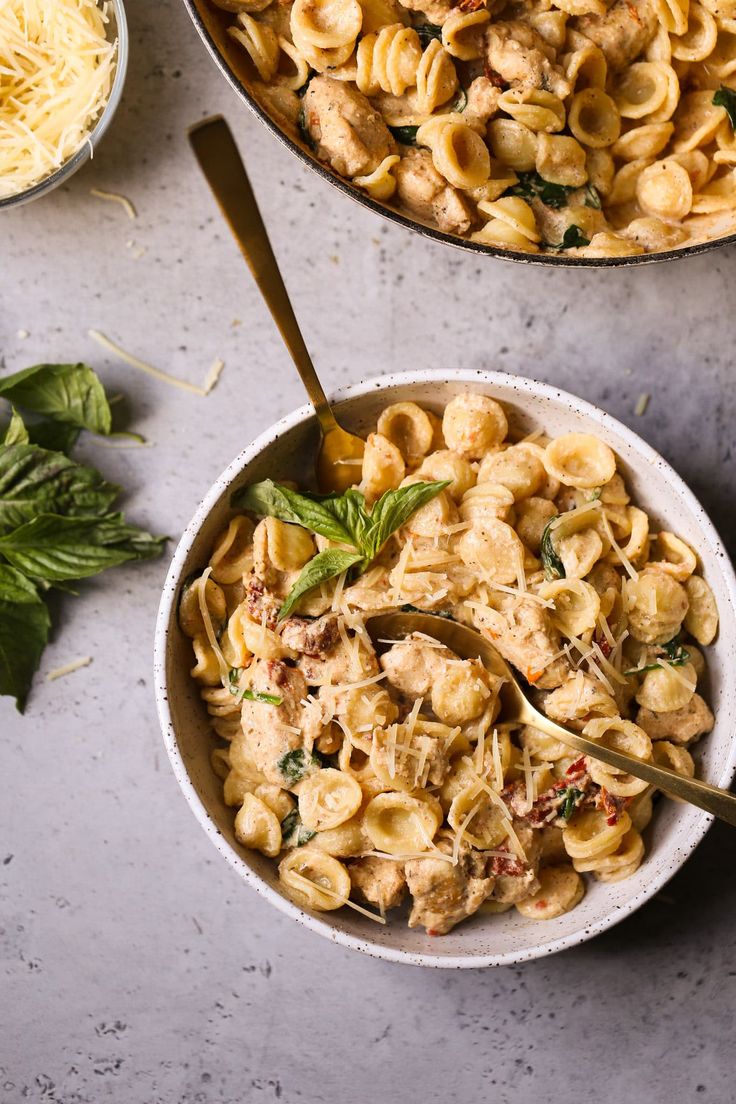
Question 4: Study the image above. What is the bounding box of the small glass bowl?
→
[0,0,129,211]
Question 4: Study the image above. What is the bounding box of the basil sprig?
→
[234,478,449,618]
[0,363,165,710]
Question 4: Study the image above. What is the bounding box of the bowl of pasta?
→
[154,370,736,966]
[183,0,736,264]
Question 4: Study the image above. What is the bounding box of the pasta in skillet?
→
[211,0,736,256]
[182,393,717,934]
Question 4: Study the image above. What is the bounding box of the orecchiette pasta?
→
[185,392,717,935]
[220,0,736,256]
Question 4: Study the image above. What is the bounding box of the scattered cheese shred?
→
[45,656,92,681]
[452,801,481,866]
[288,871,386,925]
[362,849,454,864]
[491,728,504,792]
[660,659,697,688]
[522,746,535,813]
[90,187,136,219]
[202,358,225,396]
[599,511,639,581]
[634,393,650,416]
[0,0,116,199]
[197,567,230,685]
[88,330,224,397]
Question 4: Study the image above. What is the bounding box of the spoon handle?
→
[529,710,736,827]
[188,115,336,435]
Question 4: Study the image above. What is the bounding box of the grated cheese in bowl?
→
[0,0,126,205]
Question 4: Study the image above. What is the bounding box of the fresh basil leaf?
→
[400,603,455,621]
[277,747,323,785]
[242,688,283,706]
[363,480,449,560]
[540,517,565,581]
[584,183,602,209]
[3,408,29,446]
[0,444,119,535]
[25,420,81,455]
[508,171,576,209]
[624,635,690,676]
[0,363,111,435]
[0,512,166,582]
[713,85,736,129]
[278,548,363,620]
[389,125,419,146]
[549,225,590,251]
[451,86,468,113]
[298,105,317,150]
[281,809,316,847]
[0,565,50,711]
[415,21,442,44]
[322,487,370,549]
[558,786,583,821]
[233,479,357,547]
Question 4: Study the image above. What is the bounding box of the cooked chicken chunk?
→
[380,636,448,697]
[573,0,658,71]
[487,825,542,904]
[394,148,473,235]
[485,21,571,97]
[350,857,407,911]
[471,594,570,689]
[303,76,394,178]
[398,0,454,24]
[371,724,450,789]
[636,693,714,746]
[245,577,280,629]
[280,613,340,657]
[405,837,495,935]
[241,659,322,785]
[465,75,502,128]
[299,633,379,687]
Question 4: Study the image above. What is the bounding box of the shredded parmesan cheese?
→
[452,802,481,866]
[197,567,230,685]
[522,746,535,813]
[491,728,504,792]
[634,393,650,416]
[45,656,92,681]
[0,1,117,199]
[88,330,224,397]
[90,187,136,219]
[288,871,386,925]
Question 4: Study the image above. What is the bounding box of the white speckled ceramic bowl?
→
[154,370,736,968]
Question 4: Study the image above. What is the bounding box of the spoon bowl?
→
[366,611,736,828]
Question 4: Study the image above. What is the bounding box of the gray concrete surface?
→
[2,1,736,1101]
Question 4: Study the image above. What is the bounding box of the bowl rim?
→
[0,0,129,211]
[182,0,736,270]
[154,368,736,968]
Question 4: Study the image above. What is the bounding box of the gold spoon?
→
[366,610,736,828]
[188,115,364,494]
